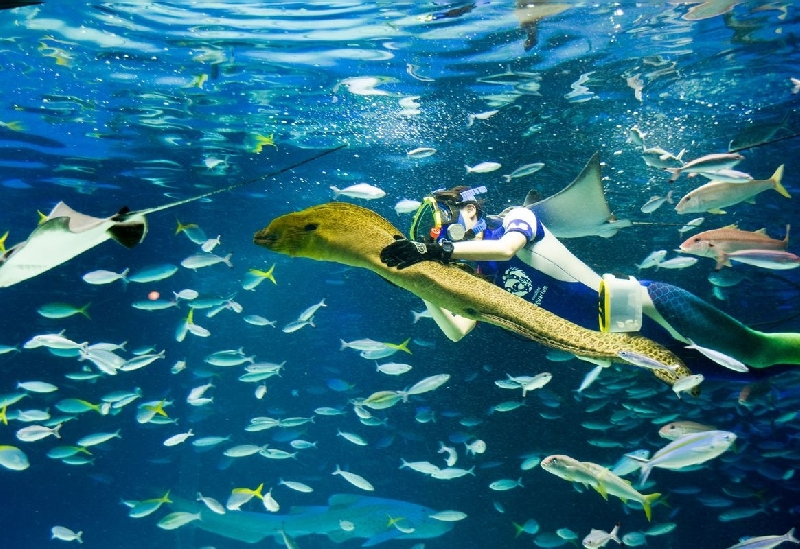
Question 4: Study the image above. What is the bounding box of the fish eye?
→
[304,223,318,232]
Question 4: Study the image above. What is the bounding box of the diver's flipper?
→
[528,153,631,238]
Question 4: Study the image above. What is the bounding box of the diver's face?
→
[458,203,479,230]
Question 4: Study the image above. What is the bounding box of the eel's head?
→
[254,202,402,268]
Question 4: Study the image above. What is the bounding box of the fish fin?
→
[707,208,726,214]
[593,481,608,500]
[395,337,412,354]
[108,217,147,249]
[667,168,681,182]
[523,190,542,207]
[771,165,790,198]
[643,492,661,522]
[755,228,767,235]
[529,153,626,238]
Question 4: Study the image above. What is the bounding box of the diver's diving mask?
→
[409,186,487,242]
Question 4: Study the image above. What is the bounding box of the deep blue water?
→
[1,2,800,548]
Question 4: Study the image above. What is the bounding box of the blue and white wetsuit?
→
[471,208,790,380]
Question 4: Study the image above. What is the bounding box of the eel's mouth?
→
[253,229,277,248]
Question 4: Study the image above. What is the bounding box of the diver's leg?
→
[641,281,800,368]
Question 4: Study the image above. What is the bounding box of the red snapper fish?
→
[679,224,789,269]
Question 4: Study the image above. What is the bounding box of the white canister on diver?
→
[598,274,644,332]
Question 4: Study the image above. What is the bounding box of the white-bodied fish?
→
[725,527,799,549]
[16,424,62,442]
[244,315,276,327]
[617,350,680,373]
[127,263,178,283]
[132,299,178,311]
[278,478,314,493]
[466,161,501,174]
[656,256,697,270]
[192,435,230,448]
[205,348,253,367]
[642,147,685,169]
[675,165,788,214]
[82,268,129,285]
[467,110,499,127]
[685,340,748,372]
[627,430,736,485]
[163,429,193,447]
[17,381,58,393]
[489,478,523,491]
[330,183,386,200]
[173,288,199,301]
[263,488,280,512]
[0,445,30,471]
[337,429,368,446]
[376,362,412,375]
[503,162,544,182]
[667,152,744,182]
[406,147,436,159]
[541,454,661,521]
[332,465,374,491]
[24,332,86,350]
[721,249,800,270]
[181,252,233,270]
[398,374,450,401]
[678,217,704,234]
[156,511,201,530]
[197,493,226,514]
[298,298,326,322]
[429,510,467,522]
[701,169,753,183]
[201,235,221,253]
[637,250,667,269]
[394,199,422,215]
[583,523,622,548]
[51,526,83,543]
[672,374,704,399]
[640,191,673,214]
[76,430,120,447]
[224,444,267,458]
[658,420,717,440]
[282,317,315,333]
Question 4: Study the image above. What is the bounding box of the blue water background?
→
[1,2,800,548]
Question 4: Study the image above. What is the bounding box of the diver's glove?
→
[380,237,453,269]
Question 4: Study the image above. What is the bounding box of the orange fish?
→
[679,224,789,269]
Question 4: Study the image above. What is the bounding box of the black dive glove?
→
[380,237,454,269]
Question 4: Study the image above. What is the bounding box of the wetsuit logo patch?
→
[501,267,533,297]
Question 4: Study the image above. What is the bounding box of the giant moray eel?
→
[254,202,693,387]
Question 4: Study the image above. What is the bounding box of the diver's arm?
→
[450,231,528,261]
[423,300,477,342]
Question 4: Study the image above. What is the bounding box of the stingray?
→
[525,152,633,238]
[0,145,345,288]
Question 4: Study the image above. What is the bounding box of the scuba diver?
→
[380,184,800,379]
